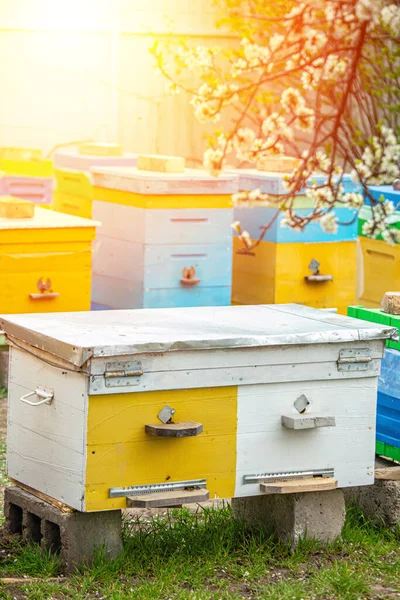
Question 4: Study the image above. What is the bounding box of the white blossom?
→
[320,212,339,234]
[381,4,400,33]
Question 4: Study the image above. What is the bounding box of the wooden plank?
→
[281,415,336,430]
[0,578,66,584]
[8,478,75,513]
[137,155,185,173]
[145,421,203,438]
[260,477,337,495]
[126,488,209,508]
[375,467,400,481]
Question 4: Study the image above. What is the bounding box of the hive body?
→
[52,148,137,218]
[1,304,394,512]
[0,207,99,313]
[91,166,236,309]
[358,191,400,308]
[231,170,360,314]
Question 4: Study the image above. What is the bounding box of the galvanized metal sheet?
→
[0,304,396,367]
[91,166,239,195]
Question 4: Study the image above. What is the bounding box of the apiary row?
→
[1,147,399,315]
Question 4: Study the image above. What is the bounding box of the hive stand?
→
[4,487,122,573]
[344,458,400,531]
[232,484,345,548]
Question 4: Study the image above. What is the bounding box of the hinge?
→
[337,349,372,372]
[104,361,143,387]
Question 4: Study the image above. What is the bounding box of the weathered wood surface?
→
[126,489,210,508]
[145,421,203,438]
[260,477,337,495]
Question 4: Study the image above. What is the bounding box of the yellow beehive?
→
[357,237,400,308]
[232,237,357,315]
[0,207,99,314]
[53,169,93,218]
[0,147,53,178]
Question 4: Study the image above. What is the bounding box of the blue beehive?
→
[365,185,400,206]
[233,169,360,243]
[377,348,400,459]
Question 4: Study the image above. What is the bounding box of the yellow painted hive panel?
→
[358,237,400,307]
[85,387,238,511]
[0,159,53,178]
[55,168,92,198]
[53,191,92,219]
[232,238,357,313]
[93,186,233,210]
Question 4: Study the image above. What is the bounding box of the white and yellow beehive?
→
[1,305,395,512]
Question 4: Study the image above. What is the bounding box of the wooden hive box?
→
[0,206,99,314]
[90,162,238,310]
[0,147,53,178]
[52,145,137,219]
[2,175,53,206]
[231,169,361,314]
[357,192,400,308]
[0,304,395,512]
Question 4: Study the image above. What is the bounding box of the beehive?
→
[232,169,360,314]
[0,173,53,206]
[348,304,400,462]
[0,148,53,206]
[357,199,400,308]
[0,147,53,178]
[1,304,395,512]
[0,206,99,314]
[90,161,237,310]
[52,144,137,218]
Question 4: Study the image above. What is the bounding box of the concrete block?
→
[344,458,400,530]
[232,489,345,547]
[4,487,122,572]
[381,292,400,315]
[137,154,185,173]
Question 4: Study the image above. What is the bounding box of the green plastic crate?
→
[347,305,400,350]
[376,440,400,463]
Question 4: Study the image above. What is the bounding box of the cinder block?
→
[382,292,400,315]
[137,154,185,173]
[0,196,34,219]
[344,458,400,531]
[4,487,122,572]
[232,489,346,547]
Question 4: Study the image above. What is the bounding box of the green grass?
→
[0,505,398,599]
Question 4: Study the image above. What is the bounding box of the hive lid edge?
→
[0,318,93,367]
[0,305,396,369]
